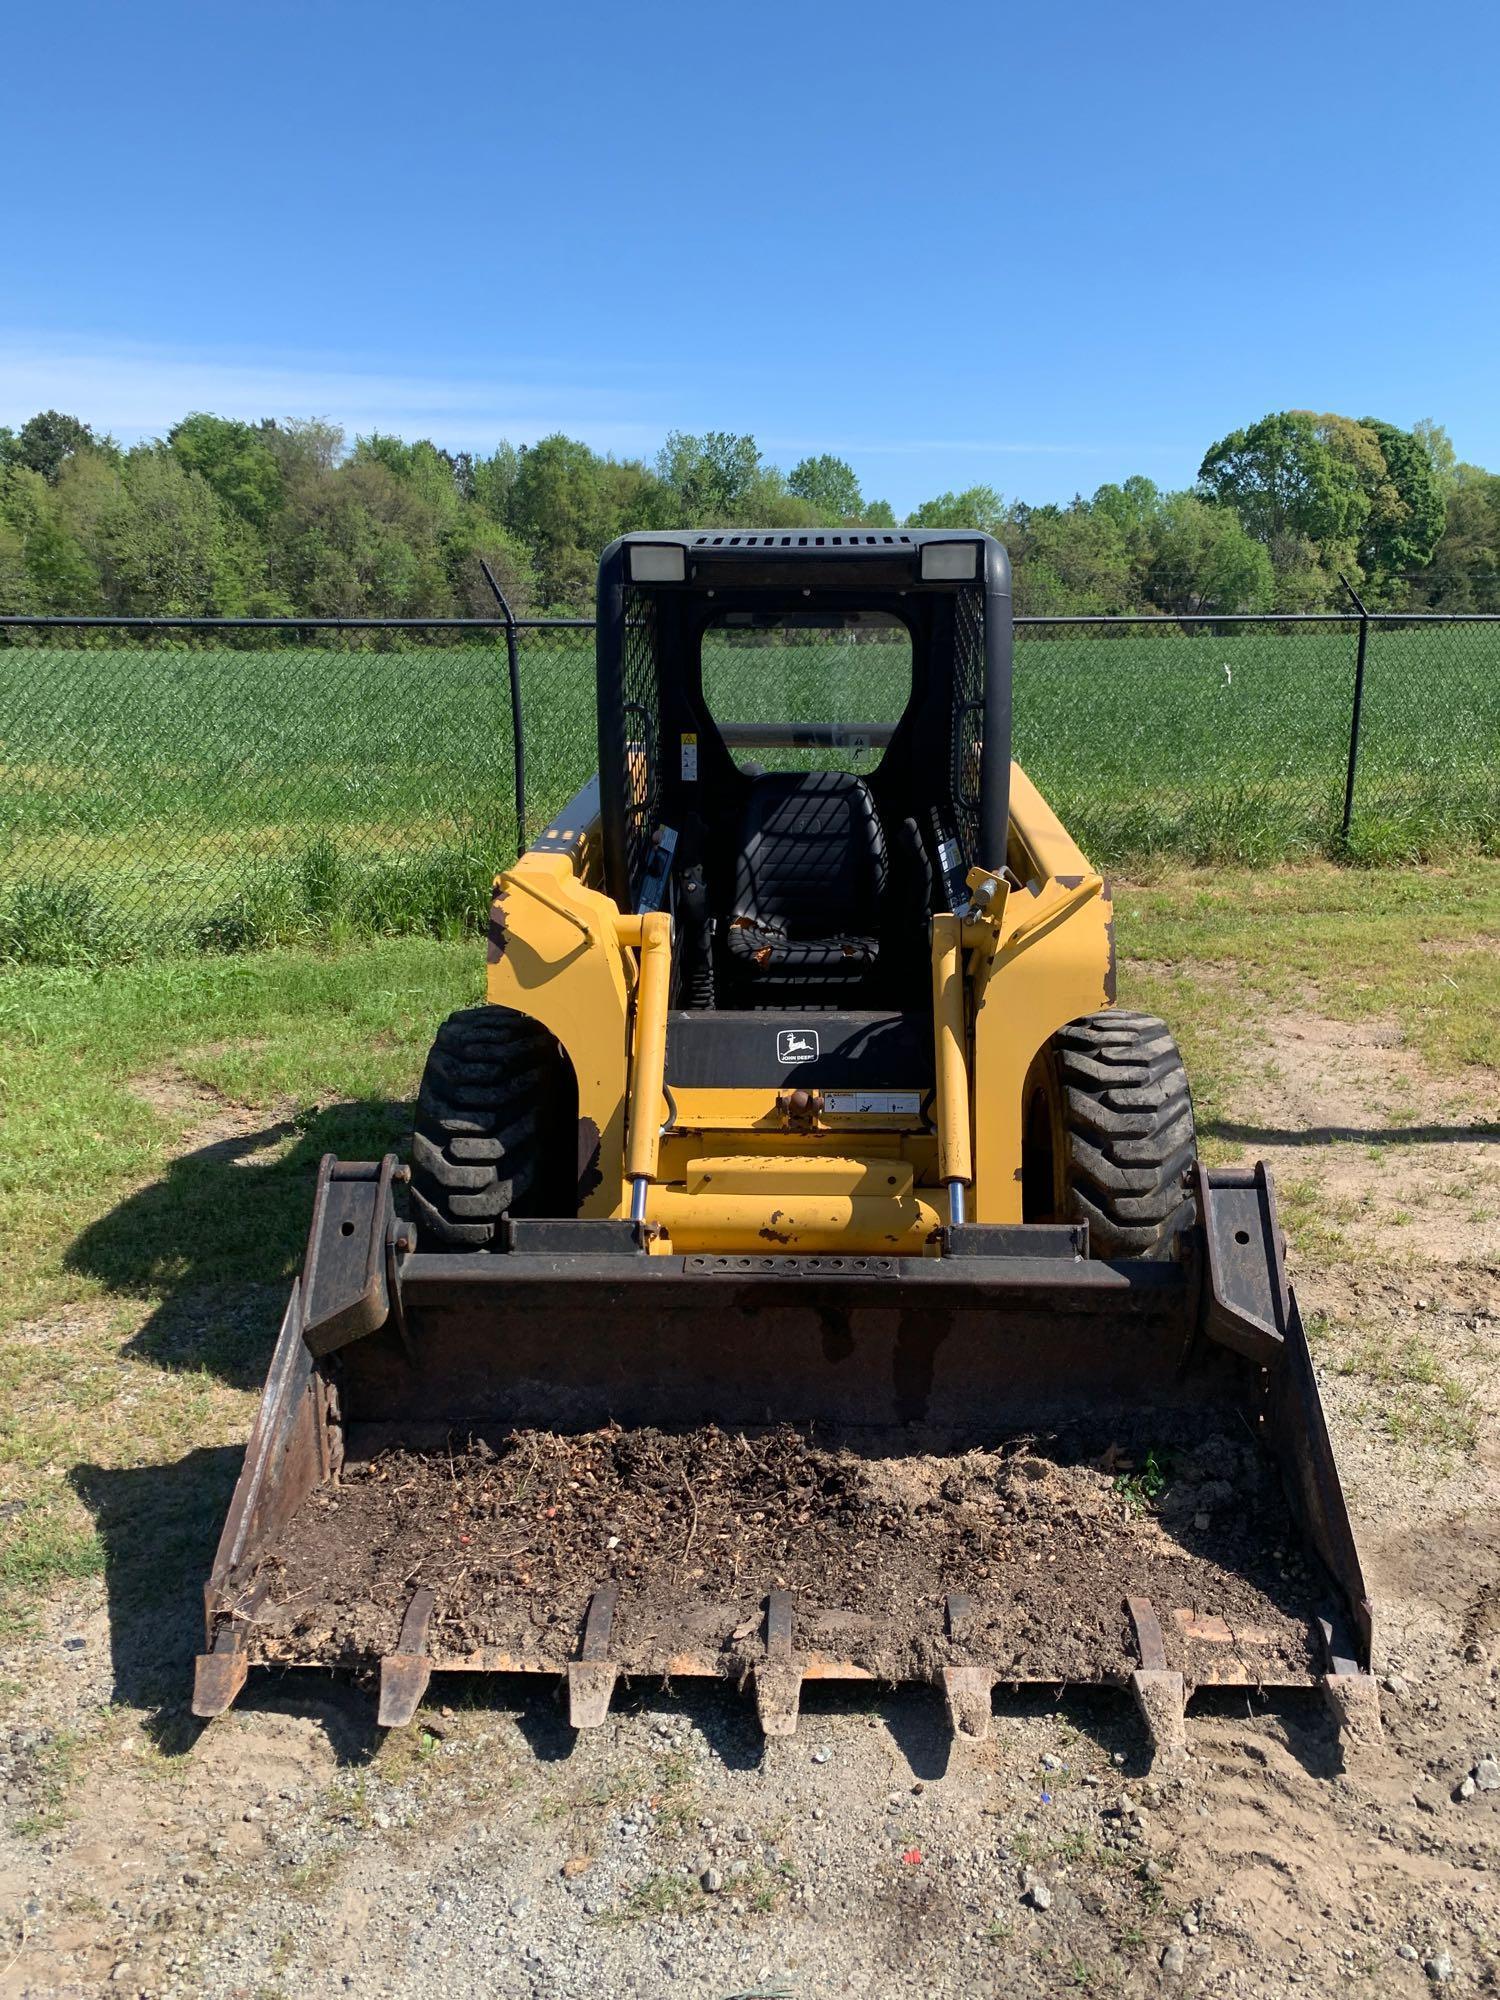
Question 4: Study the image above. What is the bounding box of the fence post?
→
[480,561,528,857]
[1338,575,1370,845]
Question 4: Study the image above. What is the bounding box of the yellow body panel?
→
[972,766,1113,1222]
[484,760,1111,1242]
[484,854,633,1219]
[650,1153,942,1254]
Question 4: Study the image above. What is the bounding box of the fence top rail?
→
[0,614,517,631]
[1013,612,1500,626]
[1,610,1496,632]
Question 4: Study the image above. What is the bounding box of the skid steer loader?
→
[195,531,1377,1760]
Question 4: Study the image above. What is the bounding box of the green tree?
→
[445,515,538,616]
[1409,465,1500,610]
[27,517,103,612]
[0,515,31,610]
[1143,493,1273,612]
[169,413,284,529]
[1090,475,1161,541]
[1,463,104,611]
[787,453,863,522]
[1199,411,1373,604]
[507,434,656,606]
[655,431,762,522]
[11,410,98,482]
[1356,417,1445,589]
[471,443,522,527]
[906,485,1007,535]
[1412,419,1457,495]
[1199,411,1366,544]
[740,465,819,528]
[1015,500,1133,613]
[265,417,345,478]
[100,448,241,613]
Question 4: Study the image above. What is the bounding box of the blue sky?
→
[3,0,1496,514]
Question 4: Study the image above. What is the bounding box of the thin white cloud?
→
[763,437,1119,458]
[0,334,1163,511]
[0,333,666,454]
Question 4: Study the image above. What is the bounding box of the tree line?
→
[0,406,1494,618]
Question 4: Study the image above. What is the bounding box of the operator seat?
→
[724,770,888,1000]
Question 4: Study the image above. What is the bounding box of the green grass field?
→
[1,621,1495,962]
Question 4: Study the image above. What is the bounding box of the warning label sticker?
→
[822,1090,923,1118]
[680,732,698,781]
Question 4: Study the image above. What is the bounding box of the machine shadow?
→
[65,1097,411,1390]
[70,1448,247,1724]
[70,1452,386,1764]
[1204,1116,1499,1149]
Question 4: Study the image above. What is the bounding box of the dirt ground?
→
[1,995,1497,1999]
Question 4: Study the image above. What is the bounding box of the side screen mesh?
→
[621,585,662,900]
[951,583,986,867]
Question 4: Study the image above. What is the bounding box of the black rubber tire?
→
[1036,1010,1197,1260]
[409,1006,566,1250]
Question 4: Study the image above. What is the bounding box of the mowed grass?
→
[1,622,1496,963]
[0,861,1494,1660]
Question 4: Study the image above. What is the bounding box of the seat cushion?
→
[727,772,887,991]
[724,920,880,976]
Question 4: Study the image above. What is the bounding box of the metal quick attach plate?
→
[685,1254,900,1278]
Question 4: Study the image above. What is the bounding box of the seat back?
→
[732,772,888,937]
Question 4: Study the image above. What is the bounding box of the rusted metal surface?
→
[191,1578,269,1719]
[1125,1595,1169,1671]
[1197,1165,1286,1366]
[1272,1306,1377,1666]
[940,1593,994,1742]
[199,1281,327,1657]
[755,1591,804,1738]
[945,1591,977,1643]
[191,1642,249,1720]
[300,1155,408,1359]
[377,1587,436,1729]
[568,1586,621,1729]
[940,1666,996,1743]
[1126,1595,1187,1768]
[486,889,509,966]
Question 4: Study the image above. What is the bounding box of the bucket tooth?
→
[1130,1668,1188,1766]
[941,1665,995,1743]
[1321,1672,1382,1747]
[568,1585,620,1730]
[1126,1596,1187,1768]
[754,1590,804,1739]
[1317,1615,1381,1747]
[192,1644,248,1720]
[377,1587,437,1729]
[939,1595,993,1742]
[192,1584,268,1719]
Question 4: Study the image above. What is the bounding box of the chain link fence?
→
[1014,613,1499,866]
[1,610,1495,965]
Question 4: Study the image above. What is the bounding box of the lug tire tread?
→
[409,1006,563,1250]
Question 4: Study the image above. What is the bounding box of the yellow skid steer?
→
[195,531,1376,1760]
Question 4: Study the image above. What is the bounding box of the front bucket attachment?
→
[195,1158,1376,1758]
